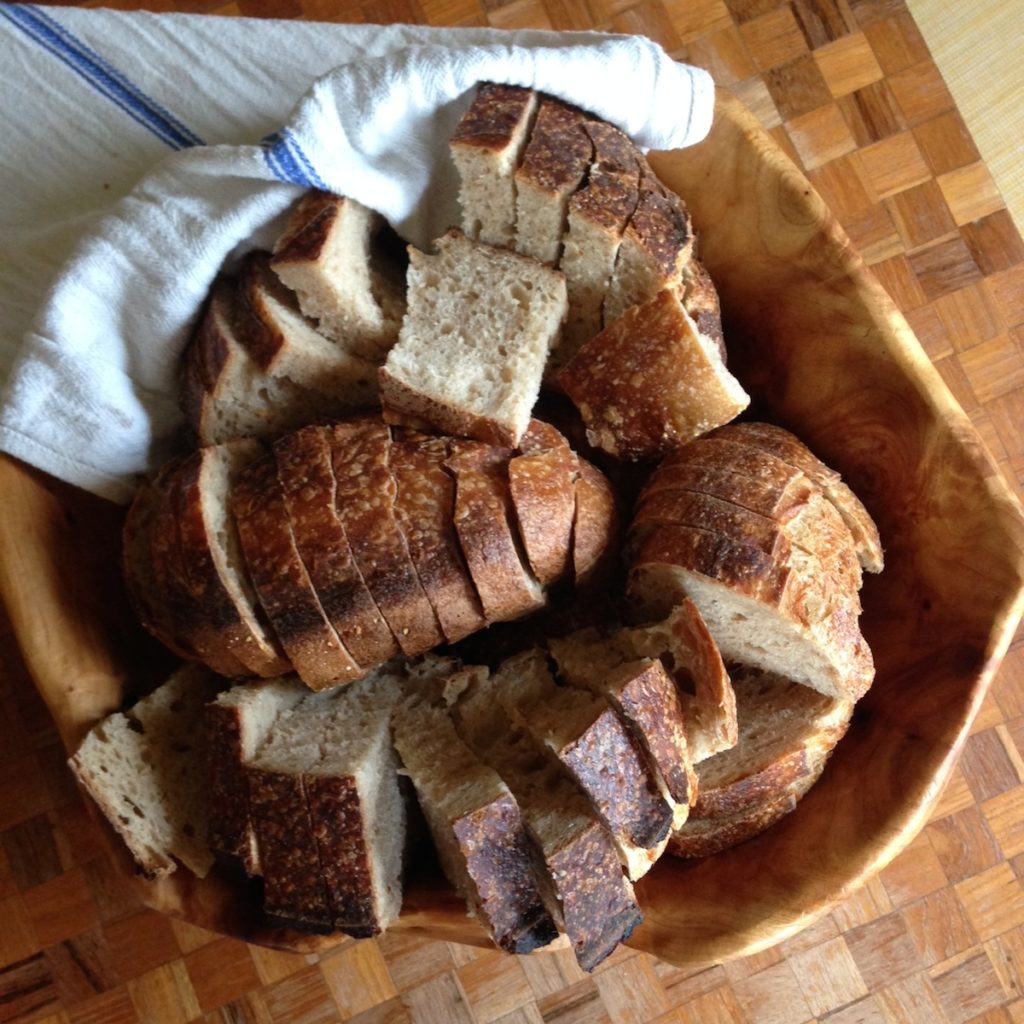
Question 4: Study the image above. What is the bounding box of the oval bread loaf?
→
[122,415,617,692]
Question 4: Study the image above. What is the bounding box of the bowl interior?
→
[2,90,1023,967]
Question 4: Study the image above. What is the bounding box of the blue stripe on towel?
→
[261,129,328,191]
[0,4,205,150]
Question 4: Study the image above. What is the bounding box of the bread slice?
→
[448,667,642,972]
[179,275,341,446]
[69,665,223,879]
[379,229,568,448]
[549,644,694,832]
[170,440,291,677]
[247,670,410,935]
[707,422,884,573]
[205,676,307,874]
[689,666,853,821]
[231,450,362,689]
[556,120,641,361]
[389,430,487,644]
[451,83,538,248]
[603,160,694,326]
[557,289,750,461]
[628,524,875,702]
[514,96,593,265]
[271,191,405,361]
[446,439,546,623]
[391,684,559,954]
[147,457,250,678]
[572,459,620,587]
[327,418,444,657]
[121,463,199,662]
[507,424,579,587]
[495,649,673,880]
[273,425,398,668]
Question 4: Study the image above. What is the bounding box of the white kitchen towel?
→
[0,5,715,503]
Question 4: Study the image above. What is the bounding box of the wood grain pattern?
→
[1,0,1023,1020]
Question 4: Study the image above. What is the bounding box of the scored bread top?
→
[273,425,399,668]
[231,451,361,689]
[327,417,444,657]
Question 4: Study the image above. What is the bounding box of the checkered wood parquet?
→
[2,0,1023,1021]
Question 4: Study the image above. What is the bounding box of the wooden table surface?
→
[2,1,1023,1022]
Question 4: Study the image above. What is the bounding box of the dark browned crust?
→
[204,700,257,871]
[623,161,694,284]
[570,120,641,232]
[235,252,290,372]
[247,767,333,931]
[179,276,236,439]
[631,490,788,557]
[446,439,545,623]
[451,794,559,955]
[682,259,726,361]
[607,660,695,808]
[171,443,290,677]
[271,189,341,266]
[273,425,398,668]
[552,700,673,851]
[450,83,537,152]
[327,418,444,657]
[389,431,487,644]
[547,818,642,972]
[572,459,621,587]
[515,96,593,196]
[231,452,360,689]
[639,460,813,524]
[304,773,380,936]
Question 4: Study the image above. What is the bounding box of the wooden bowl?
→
[2,89,1023,966]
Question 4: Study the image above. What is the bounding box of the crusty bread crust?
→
[231,452,361,689]
[446,439,546,623]
[389,431,487,644]
[327,418,444,657]
[572,459,620,587]
[273,425,398,668]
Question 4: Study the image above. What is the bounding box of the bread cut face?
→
[69,665,223,879]
[451,83,538,249]
[271,190,405,362]
[379,229,568,448]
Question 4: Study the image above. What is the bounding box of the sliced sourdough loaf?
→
[496,649,673,880]
[327,417,444,657]
[270,190,405,361]
[688,666,853,822]
[556,120,641,361]
[450,83,538,248]
[389,430,487,644]
[391,682,559,955]
[707,422,884,573]
[448,667,642,972]
[446,439,546,623]
[247,669,410,935]
[231,450,362,689]
[205,676,307,874]
[69,665,223,879]
[557,289,749,461]
[602,159,694,326]
[272,425,398,668]
[170,440,291,677]
[506,422,579,587]
[513,96,593,265]
[379,229,568,448]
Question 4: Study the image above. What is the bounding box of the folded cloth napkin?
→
[0,5,715,503]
